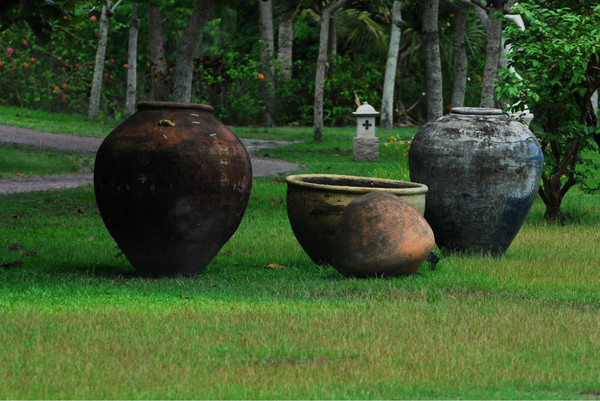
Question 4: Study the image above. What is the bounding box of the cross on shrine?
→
[362,120,372,130]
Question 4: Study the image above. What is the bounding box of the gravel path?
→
[0,124,302,194]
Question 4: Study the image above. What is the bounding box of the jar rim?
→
[451,107,504,116]
[286,174,428,195]
[137,102,214,112]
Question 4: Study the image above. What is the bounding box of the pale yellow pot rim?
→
[285,174,428,195]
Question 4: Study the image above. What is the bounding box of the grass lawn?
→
[1,106,599,399]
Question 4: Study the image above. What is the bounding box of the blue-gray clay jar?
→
[408,107,543,256]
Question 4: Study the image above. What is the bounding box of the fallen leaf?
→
[18,250,37,257]
[335,146,352,152]
[244,250,253,257]
[264,263,286,270]
[218,250,233,256]
[8,243,24,251]
[73,206,85,214]
[84,236,95,242]
[180,294,191,299]
[269,178,285,184]
[1,260,23,269]
[12,213,23,219]
[113,251,125,260]
[270,198,284,207]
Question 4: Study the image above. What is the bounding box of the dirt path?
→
[0,125,302,194]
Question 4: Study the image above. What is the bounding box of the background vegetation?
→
[0,0,488,125]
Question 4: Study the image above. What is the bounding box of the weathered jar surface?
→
[408,107,543,256]
[333,192,435,278]
[285,174,428,265]
[94,102,252,275]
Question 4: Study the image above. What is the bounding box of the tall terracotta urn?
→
[408,107,543,256]
[94,102,252,275]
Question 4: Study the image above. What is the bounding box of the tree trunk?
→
[313,0,349,141]
[148,5,168,101]
[451,3,468,108]
[423,0,443,121]
[327,15,337,60]
[88,2,119,118]
[277,9,295,81]
[125,3,140,119]
[172,0,216,103]
[479,6,502,108]
[480,0,516,107]
[258,0,275,126]
[381,0,403,129]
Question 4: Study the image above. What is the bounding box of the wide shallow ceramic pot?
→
[94,102,252,275]
[286,174,428,265]
[408,107,543,256]
[333,192,435,278]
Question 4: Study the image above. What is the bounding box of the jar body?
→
[408,107,543,256]
[94,102,252,275]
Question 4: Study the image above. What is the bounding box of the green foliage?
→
[495,1,600,218]
[0,4,133,117]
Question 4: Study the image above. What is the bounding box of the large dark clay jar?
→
[408,107,543,256]
[94,102,252,275]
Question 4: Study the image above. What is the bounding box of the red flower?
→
[7,48,13,54]
[104,73,109,78]
[258,73,264,80]
[124,63,129,68]
[30,57,34,62]
[446,104,452,110]
[23,40,27,45]
[62,83,67,89]
[91,16,97,21]
[111,59,114,63]
[0,61,2,67]
[24,62,29,67]
[54,86,59,91]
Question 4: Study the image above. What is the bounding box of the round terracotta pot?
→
[94,102,252,275]
[285,174,428,265]
[408,107,543,256]
[333,192,435,277]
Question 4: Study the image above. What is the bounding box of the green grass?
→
[0,105,119,137]
[1,107,600,399]
[0,143,94,178]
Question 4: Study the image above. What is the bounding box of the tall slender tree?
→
[258,0,275,125]
[172,0,217,103]
[313,0,349,141]
[277,4,297,81]
[88,0,123,118]
[125,3,140,118]
[422,0,443,121]
[148,4,168,101]
[381,0,403,129]
[480,0,516,108]
[450,1,468,108]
